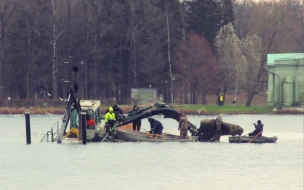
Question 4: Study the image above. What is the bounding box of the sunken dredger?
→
[198,119,243,142]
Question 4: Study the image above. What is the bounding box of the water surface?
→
[0,114,303,190]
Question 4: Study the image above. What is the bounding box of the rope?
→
[142,129,166,141]
[147,134,166,141]
[65,128,79,138]
[248,131,262,143]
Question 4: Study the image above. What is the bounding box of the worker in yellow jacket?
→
[104,107,116,134]
[219,94,224,106]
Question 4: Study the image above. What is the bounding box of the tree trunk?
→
[63,0,72,99]
[202,92,207,105]
[94,34,98,98]
[233,78,238,106]
[51,0,57,99]
[26,20,32,99]
[0,0,15,98]
[246,91,255,106]
[0,24,4,98]
[166,10,173,104]
[129,0,138,88]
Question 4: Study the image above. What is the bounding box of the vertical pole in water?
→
[81,112,87,145]
[25,112,31,144]
[51,128,54,142]
[78,112,83,141]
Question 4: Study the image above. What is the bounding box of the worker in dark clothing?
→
[148,118,163,135]
[132,105,141,131]
[249,120,264,137]
[113,104,123,115]
[105,104,123,115]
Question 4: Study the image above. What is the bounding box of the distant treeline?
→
[0,0,302,106]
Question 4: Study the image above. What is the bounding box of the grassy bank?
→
[173,104,274,115]
[0,107,65,115]
[0,93,301,115]
[0,104,302,115]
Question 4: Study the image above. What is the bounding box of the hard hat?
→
[109,107,113,111]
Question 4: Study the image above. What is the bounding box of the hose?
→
[143,129,166,141]
[65,128,79,138]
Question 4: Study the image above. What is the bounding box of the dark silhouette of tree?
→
[7,0,50,99]
[186,0,235,49]
[0,0,303,106]
[0,0,16,99]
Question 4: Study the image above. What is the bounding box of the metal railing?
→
[41,121,59,142]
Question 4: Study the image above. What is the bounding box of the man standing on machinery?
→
[178,113,188,138]
[104,107,116,135]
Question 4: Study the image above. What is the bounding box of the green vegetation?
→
[0,102,301,115]
[172,104,274,115]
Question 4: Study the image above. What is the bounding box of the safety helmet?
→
[109,107,113,111]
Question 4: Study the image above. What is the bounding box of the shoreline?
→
[0,106,302,115]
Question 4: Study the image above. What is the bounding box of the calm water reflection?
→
[0,114,303,190]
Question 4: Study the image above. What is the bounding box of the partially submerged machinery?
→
[198,119,244,142]
[52,97,200,143]
[52,95,243,143]
[45,64,242,143]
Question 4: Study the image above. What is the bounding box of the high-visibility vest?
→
[105,112,116,123]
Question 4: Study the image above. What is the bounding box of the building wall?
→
[131,88,157,105]
[267,53,304,106]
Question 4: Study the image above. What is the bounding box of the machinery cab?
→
[78,100,105,141]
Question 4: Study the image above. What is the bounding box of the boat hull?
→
[229,136,278,143]
[117,129,198,142]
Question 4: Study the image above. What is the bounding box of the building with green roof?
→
[267,53,304,106]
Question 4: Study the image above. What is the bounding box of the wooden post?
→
[81,112,87,145]
[78,112,82,141]
[51,128,54,142]
[25,112,31,144]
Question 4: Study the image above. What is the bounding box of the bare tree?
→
[50,0,64,99]
[233,0,253,40]
[175,33,219,104]
[89,0,106,98]
[0,0,15,98]
[232,0,304,106]
[241,35,266,106]
[17,0,48,98]
[215,23,246,105]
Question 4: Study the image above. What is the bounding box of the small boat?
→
[229,136,278,143]
[117,129,198,142]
